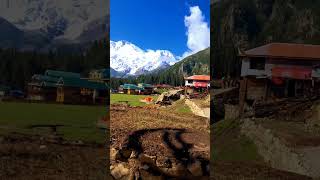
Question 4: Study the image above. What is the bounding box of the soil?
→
[110,104,210,177]
[0,133,109,180]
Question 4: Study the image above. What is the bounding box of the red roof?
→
[241,43,320,60]
[185,75,210,81]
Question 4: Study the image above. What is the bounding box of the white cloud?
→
[182,6,210,58]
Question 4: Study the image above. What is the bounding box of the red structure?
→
[184,75,210,98]
[184,75,210,88]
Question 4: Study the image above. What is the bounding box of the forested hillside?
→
[212,0,320,78]
[0,39,107,90]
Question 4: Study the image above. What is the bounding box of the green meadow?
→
[110,93,157,106]
[0,102,106,143]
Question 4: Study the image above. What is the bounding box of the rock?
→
[129,150,139,159]
[39,145,47,149]
[115,148,132,161]
[180,95,186,100]
[187,161,203,176]
[110,163,130,179]
[110,148,118,161]
[156,89,184,105]
[140,164,149,170]
[156,157,172,168]
[138,154,157,165]
[166,163,190,177]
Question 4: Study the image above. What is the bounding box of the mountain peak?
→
[110,40,178,76]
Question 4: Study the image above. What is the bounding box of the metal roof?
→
[242,43,320,60]
[122,84,144,90]
[185,75,210,81]
[45,70,81,79]
[138,83,153,88]
[57,77,107,90]
[32,74,60,83]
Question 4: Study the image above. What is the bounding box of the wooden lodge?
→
[239,43,320,112]
[86,69,109,83]
[27,70,108,105]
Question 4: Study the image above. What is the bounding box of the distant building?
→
[154,84,173,89]
[184,75,210,97]
[118,83,154,95]
[239,43,320,112]
[121,84,144,95]
[0,85,10,97]
[184,75,211,88]
[138,83,154,94]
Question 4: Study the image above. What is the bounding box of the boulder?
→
[110,163,130,179]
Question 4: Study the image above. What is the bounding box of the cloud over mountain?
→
[183,6,210,58]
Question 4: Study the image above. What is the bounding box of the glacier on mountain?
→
[110,40,178,76]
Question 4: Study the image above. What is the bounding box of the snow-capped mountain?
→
[110,40,178,76]
[0,0,108,48]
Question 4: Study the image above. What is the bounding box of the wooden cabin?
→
[56,77,108,104]
[27,70,108,105]
[122,84,144,95]
[239,43,320,109]
[27,74,60,101]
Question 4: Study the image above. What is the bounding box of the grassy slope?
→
[212,118,262,162]
[0,102,106,143]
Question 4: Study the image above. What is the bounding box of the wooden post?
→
[239,77,247,116]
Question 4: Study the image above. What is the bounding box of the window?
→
[250,57,265,70]
[188,80,193,84]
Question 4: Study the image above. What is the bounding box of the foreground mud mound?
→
[110,105,210,179]
[0,133,108,180]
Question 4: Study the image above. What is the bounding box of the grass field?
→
[0,102,106,143]
[212,118,262,162]
[110,93,157,106]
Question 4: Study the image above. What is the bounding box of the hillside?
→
[212,0,320,78]
[164,47,210,78]
[0,39,107,90]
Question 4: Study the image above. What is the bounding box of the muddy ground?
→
[212,161,312,180]
[0,133,109,180]
[110,104,210,178]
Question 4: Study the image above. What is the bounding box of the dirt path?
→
[0,133,109,179]
[185,99,210,118]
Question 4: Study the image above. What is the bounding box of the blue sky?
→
[110,0,210,57]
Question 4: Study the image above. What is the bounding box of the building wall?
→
[241,57,320,79]
[241,58,267,77]
[246,78,266,101]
